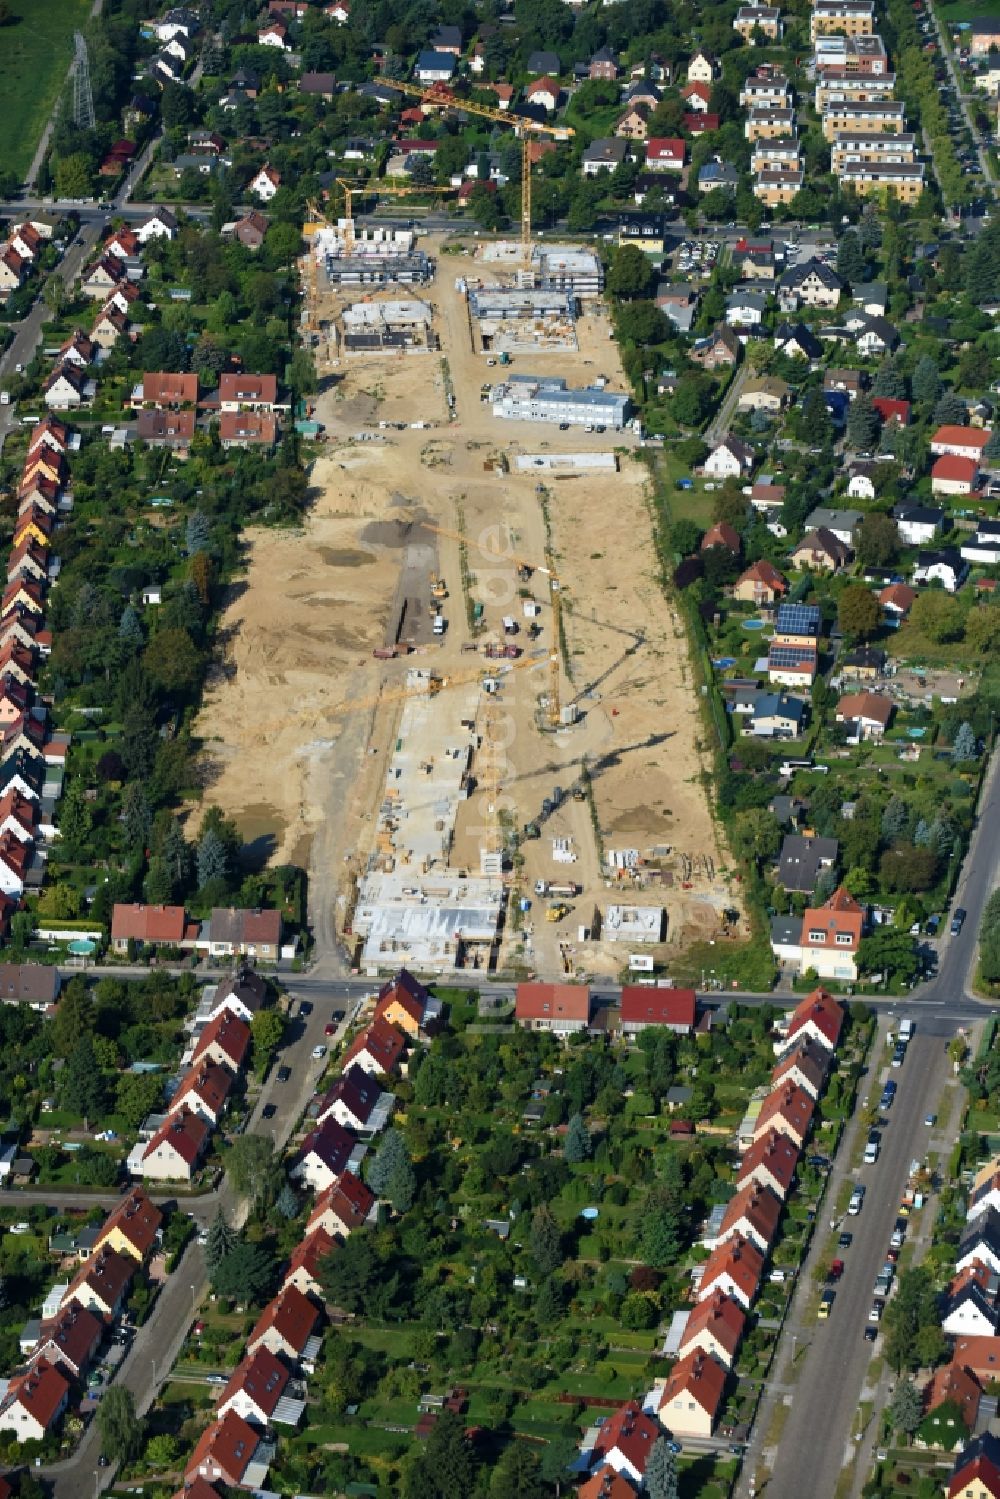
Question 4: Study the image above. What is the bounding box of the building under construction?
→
[468,286,577,354]
[317,222,434,286]
[341,298,437,353]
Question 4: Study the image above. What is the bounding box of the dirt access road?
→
[195,234,736,977]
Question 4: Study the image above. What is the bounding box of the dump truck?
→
[534,880,581,898]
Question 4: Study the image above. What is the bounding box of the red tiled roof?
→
[737,1128,800,1194]
[341,1017,407,1074]
[646,136,685,161]
[515,982,590,1023]
[591,1400,660,1476]
[879,582,915,612]
[307,1170,375,1237]
[837,691,893,727]
[285,1226,335,1286]
[949,1449,1000,1499]
[95,1186,163,1259]
[36,1304,103,1376]
[658,1348,727,1419]
[771,1038,829,1095]
[111,902,186,943]
[785,986,845,1047]
[924,1361,981,1428]
[717,1180,783,1249]
[3,1357,68,1430]
[931,425,988,450]
[932,454,979,483]
[218,411,277,444]
[143,1106,210,1167]
[220,1345,290,1421]
[248,1284,320,1356]
[219,373,278,405]
[65,1246,134,1310]
[701,521,741,553]
[754,1083,815,1144]
[577,1471,638,1499]
[171,1060,234,1118]
[952,1337,1000,1383]
[375,967,428,1022]
[738,559,787,593]
[699,1234,764,1304]
[186,1410,259,1485]
[619,986,696,1029]
[872,397,910,425]
[142,372,199,405]
[192,1009,252,1071]
[680,1290,746,1360]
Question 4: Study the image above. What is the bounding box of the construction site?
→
[196,105,739,980]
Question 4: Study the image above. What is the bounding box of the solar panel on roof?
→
[769,644,815,668]
[776,603,820,635]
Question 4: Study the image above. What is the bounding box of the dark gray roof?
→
[777,834,838,894]
[527,50,561,74]
[960,1206,1000,1257]
[212,966,269,1015]
[771,913,803,946]
[781,256,843,290]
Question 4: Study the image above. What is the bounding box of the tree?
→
[98,1386,143,1465]
[836,230,865,283]
[911,354,942,406]
[250,1009,285,1078]
[58,779,92,852]
[63,1034,109,1126]
[144,627,203,695]
[118,604,144,650]
[952,721,977,762]
[186,511,211,555]
[540,1433,578,1488]
[197,827,229,888]
[880,796,910,842]
[856,512,898,568]
[320,1232,377,1313]
[489,1441,544,1499]
[911,591,964,644]
[211,1237,276,1302]
[615,301,670,346]
[226,1134,281,1207]
[54,153,93,199]
[607,244,656,299]
[846,393,880,451]
[121,781,151,856]
[985,425,1000,464]
[404,1409,476,1499]
[669,519,702,556]
[889,1379,923,1440]
[564,1112,592,1163]
[856,928,920,984]
[115,1071,163,1131]
[43,275,67,316]
[646,1437,680,1499]
[145,1433,179,1469]
[933,391,967,426]
[873,355,907,400]
[204,1207,237,1272]
[276,1182,299,1219]
[51,978,94,1056]
[838,584,880,641]
[798,387,833,448]
[529,1203,563,1276]
[367,1128,411,1195]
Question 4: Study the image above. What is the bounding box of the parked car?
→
[951,907,967,935]
[819,1289,835,1318]
[838,1231,853,1249]
[311,1044,327,1060]
[276,1065,291,1083]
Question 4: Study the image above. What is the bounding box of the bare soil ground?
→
[195,236,736,977]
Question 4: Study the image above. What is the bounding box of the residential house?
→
[91,307,129,349]
[205,906,282,960]
[766,641,818,689]
[733,560,787,605]
[232,210,270,250]
[715,1180,782,1255]
[698,1234,764,1309]
[793,890,864,982]
[111,902,186,952]
[283,1226,335,1300]
[738,377,790,412]
[777,834,838,895]
[0,835,30,898]
[34,1304,102,1380]
[922,1362,981,1439]
[168,1061,233,1127]
[192,1009,251,1074]
[137,410,195,452]
[208,968,269,1024]
[249,166,281,202]
[515,982,590,1035]
[947,1434,1000,1499]
[414,50,456,82]
[894,504,944,546]
[824,368,865,400]
[880,582,915,623]
[307,1170,375,1240]
[950,1339,1000,1385]
[779,258,844,309]
[701,521,742,554]
[933,455,980,496]
[139,1107,210,1182]
[139,372,198,408]
[855,315,900,356]
[218,1347,291,1429]
[773,322,822,361]
[525,77,560,112]
[698,161,741,193]
[341,1018,407,1077]
[745,692,807,739]
[62,1247,133,1318]
[682,81,712,112]
[186,1411,265,1489]
[687,50,719,83]
[726,290,768,328]
[0,959,55,1004]
[790,527,851,571]
[690,325,740,368]
[970,1170,1000,1223]
[581,139,628,175]
[258,19,289,46]
[218,374,278,413]
[247,1285,321,1363]
[44,365,88,410]
[585,1401,661,1489]
[943,1286,1000,1339]
[736,1127,800,1198]
[645,137,686,171]
[705,435,755,478]
[735,5,783,40]
[374,968,432,1038]
[589,45,619,79]
[219,412,277,449]
[872,397,910,427]
[678,1290,746,1368]
[771,1037,830,1100]
[913,548,966,592]
[94,1187,163,1264]
[753,1083,815,1151]
[526,50,561,75]
[618,986,696,1035]
[656,1350,728,1437]
[755,170,803,207]
[316,1064,386,1135]
[294,1118,359,1192]
[931,426,990,463]
[0,1358,70,1442]
[136,208,178,243]
[804,507,862,547]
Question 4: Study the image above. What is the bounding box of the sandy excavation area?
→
[195,238,737,975]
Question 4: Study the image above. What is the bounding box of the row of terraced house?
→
[571,989,845,1494]
[171,970,435,1497]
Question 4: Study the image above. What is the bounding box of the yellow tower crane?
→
[384,81,574,264]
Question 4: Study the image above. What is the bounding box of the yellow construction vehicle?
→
[430,577,448,599]
[383,81,574,263]
[546,903,571,923]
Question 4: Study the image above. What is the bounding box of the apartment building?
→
[831,132,917,170]
[814,35,889,75]
[751,137,803,173]
[746,107,796,140]
[734,5,783,39]
[837,160,925,200]
[810,0,875,40]
[815,73,896,109]
[755,170,804,204]
[822,100,906,139]
[739,72,791,108]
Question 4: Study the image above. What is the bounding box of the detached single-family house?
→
[619,986,696,1035]
[705,435,755,479]
[415,49,456,82]
[111,902,187,952]
[341,1018,407,1077]
[139,1107,210,1182]
[691,325,741,369]
[777,834,838,895]
[942,1285,1000,1339]
[249,166,281,202]
[515,982,590,1035]
[247,1285,321,1363]
[835,690,893,742]
[922,1362,981,1439]
[792,889,864,982]
[913,548,966,593]
[733,560,787,605]
[932,455,979,496]
[931,426,990,463]
[738,377,790,413]
[374,967,434,1038]
[894,503,944,546]
[790,527,851,571]
[646,137,686,171]
[582,139,628,175]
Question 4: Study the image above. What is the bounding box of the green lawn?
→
[0,0,92,182]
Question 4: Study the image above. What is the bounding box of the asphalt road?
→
[755,1031,952,1499]
[928,4,997,191]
